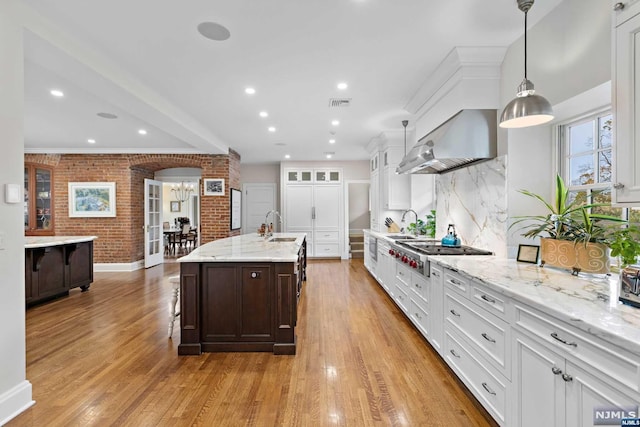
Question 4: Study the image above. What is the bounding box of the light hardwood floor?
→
[10,259,495,427]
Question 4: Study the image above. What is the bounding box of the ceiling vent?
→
[328,98,352,108]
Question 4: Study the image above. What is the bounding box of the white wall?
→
[241,163,281,212]
[348,182,370,233]
[0,1,34,423]
[501,0,611,256]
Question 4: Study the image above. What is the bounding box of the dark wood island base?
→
[178,234,306,355]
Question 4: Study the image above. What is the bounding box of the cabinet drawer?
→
[444,269,469,297]
[445,291,510,378]
[410,297,429,339]
[314,243,339,256]
[394,283,409,314]
[409,272,429,303]
[395,263,411,288]
[315,230,339,241]
[515,303,640,393]
[470,282,507,319]
[444,331,508,425]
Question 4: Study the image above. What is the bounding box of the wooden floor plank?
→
[9,259,495,427]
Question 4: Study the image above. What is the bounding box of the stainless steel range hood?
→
[396,109,497,174]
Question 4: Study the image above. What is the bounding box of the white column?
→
[0,0,34,423]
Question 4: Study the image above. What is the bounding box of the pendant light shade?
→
[499,0,553,129]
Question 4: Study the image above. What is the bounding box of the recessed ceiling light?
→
[259,111,269,118]
[285,154,291,159]
[274,142,286,146]
[245,87,256,95]
[331,120,340,126]
[138,129,147,135]
[337,82,348,90]
[87,139,96,144]
[97,112,118,119]
[326,154,333,159]
[197,22,231,41]
[329,139,336,144]
[50,89,64,98]
[268,126,276,132]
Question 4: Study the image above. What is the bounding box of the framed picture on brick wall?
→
[203,178,225,196]
[68,182,116,217]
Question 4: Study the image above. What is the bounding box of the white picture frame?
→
[68,182,116,217]
[203,178,225,196]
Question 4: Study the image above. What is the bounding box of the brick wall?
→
[25,151,241,264]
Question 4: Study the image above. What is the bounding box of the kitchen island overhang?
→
[177,233,307,355]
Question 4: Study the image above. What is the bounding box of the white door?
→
[144,179,164,268]
[242,183,276,234]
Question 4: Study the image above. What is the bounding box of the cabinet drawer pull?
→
[481,333,496,343]
[551,367,563,375]
[431,271,440,277]
[414,312,422,320]
[481,382,497,396]
[550,332,578,347]
[450,278,462,286]
[414,283,422,289]
[614,2,625,11]
[480,294,496,304]
[449,349,460,358]
[562,373,573,382]
[449,309,461,317]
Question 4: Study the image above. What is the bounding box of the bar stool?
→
[168,275,180,337]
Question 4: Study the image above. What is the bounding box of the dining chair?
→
[186,227,198,250]
[179,223,191,253]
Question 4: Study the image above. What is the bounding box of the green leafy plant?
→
[406,210,436,237]
[607,225,640,267]
[510,175,625,243]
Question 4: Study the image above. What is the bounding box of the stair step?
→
[351,250,364,259]
[349,234,364,243]
[350,242,364,251]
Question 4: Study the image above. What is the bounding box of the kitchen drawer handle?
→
[614,2,625,11]
[482,382,497,396]
[414,312,422,320]
[414,283,422,289]
[481,333,496,343]
[550,332,578,348]
[450,278,462,286]
[431,271,440,277]
[449,309,461,317]
[562,373,573,382]
[480,294,496,304]
[449,349,460,358]
[551,367,563,375]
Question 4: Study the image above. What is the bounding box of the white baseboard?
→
[0,380,34,426]
[94,260,145,272]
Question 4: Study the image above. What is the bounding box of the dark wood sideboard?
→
[25,240,94,306]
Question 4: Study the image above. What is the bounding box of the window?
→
[559,111,640,224]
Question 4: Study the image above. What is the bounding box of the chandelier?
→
[171,182,195,203]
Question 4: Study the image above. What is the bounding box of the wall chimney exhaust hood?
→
[396,109,497,174]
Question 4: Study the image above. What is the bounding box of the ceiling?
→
[21,0,563,164]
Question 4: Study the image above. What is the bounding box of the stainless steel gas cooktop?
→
[399,241,493,256]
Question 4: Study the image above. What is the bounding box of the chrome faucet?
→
[401,209,419,236]
[264,210,283,237]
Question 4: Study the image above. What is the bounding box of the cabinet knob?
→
[551,367,563,375]
[562,373,573,382]
[613,182,625,189]
[614,2,625,11]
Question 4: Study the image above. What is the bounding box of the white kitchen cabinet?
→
[512,302,640,427]
[314,169,341,183]
[284,183,342,257]
[614,0,640,204]
[382,147,411,210]
[285,169,313,183]
[376,239,392,293]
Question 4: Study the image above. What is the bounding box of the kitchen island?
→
[177,233,307,355]
[25,236,96,306]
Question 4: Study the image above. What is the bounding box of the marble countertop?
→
[178,233,306,263]
[430,256,640,355]
[25,236,97,249]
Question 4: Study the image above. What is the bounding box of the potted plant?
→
[607,225,640,270]
[511,175,625,274]
[406,210,436,238]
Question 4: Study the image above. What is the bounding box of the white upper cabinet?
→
[314,169,341,183]
[614,0,640,204]
[382,147,411,210]
[285,169,313,183]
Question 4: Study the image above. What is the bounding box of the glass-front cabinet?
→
[24,163,55,235]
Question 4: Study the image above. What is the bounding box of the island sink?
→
[269,237,298,242]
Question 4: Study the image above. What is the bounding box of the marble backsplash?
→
[435,156,508,258]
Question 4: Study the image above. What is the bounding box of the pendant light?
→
[499,0,553,128]
[402,120,409,155]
